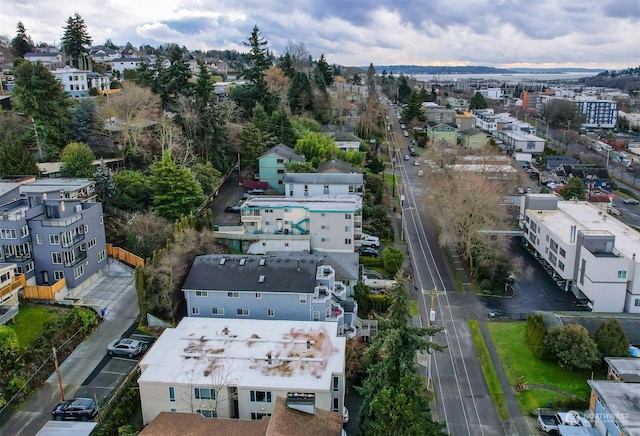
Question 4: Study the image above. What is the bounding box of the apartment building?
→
[0,263,24,325]
[51,66,110,98]
[0,178,107,295]
[258,145,305,193]
[587,380,640,435]
[138,317,346,425]
[283,173,363,197]
[519,194,640,312]
[182,252,362,337]
[536,95,618,129]
[232,195,362,254]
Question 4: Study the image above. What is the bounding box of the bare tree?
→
[179,360,238,418]
[156,117,194,168]
[266,66,291,115]
[285,41,310,72]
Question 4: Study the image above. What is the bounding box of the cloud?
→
[0,0,637,68]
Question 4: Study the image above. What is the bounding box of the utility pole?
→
[53,347,65,401]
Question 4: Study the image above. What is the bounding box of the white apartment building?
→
[283,173,364,197]
[236,195,363,254]
[52,66,89,98]
[519,194,640,312]
[536,95,618,129]
[138,318,346,425]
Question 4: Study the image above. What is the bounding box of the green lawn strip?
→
[409,300,419,317]
[467,320,510,420]
[12,305,57,349]
[486,321,600,414]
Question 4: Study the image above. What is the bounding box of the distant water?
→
[412,72,599,83]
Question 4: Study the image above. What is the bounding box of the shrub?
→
[369,294,393,313]
[593,318,629,361]
[382,246,404,274]
[525,313,550,360]
[545,324,600,370]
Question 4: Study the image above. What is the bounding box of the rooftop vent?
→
[219,258,226,265]
[239,258,246,266]
[259,258,266,266]
[258,275,265,283]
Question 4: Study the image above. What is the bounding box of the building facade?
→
[258,144,305,193]
[0,263,24,325]
[138,318,346,425]
[0,179,107,295]
[426,122,457,144]
[182,253,361,337]
[575,97,618,129]
[519,194,640,312]
[283,173,364,197]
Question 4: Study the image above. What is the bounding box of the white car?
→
[361,234,380,247]
[403,130,409,137]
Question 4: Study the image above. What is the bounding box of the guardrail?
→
[0,273,26,300]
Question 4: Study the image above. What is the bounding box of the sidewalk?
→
[1,260,138,436]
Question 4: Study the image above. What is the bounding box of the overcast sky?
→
[2,0,639,69]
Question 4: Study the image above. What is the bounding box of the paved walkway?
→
[0,260,138,436]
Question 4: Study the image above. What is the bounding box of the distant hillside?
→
[371,65,513,75]
[581,66,640,92]
[508,67,603,73]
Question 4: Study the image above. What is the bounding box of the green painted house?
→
[258,144,305,193]
[427,122,458,145]
[460,128,492,150]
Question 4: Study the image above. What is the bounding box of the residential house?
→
[545,156,580,172]
[424,108,456,124]
[586,380,640,435]
[477,88,503,100]
[334,141,361,152]
[455,111,474,131]
[0,177,35,205]
[139,395,342,436]
[555,165,612,193]
[52,66,108,97]
[37,158,124,179]
[0,263,24,325]
[605,357,640,383]
[182,252,363,337]
[258,144,306,193]
[460,128,492,150]
[24,52,64,69]
[89,46,120,63]
[451,156,518,182]
[137,318,346,425]
[283,173,363,197]
[109,56,146,77]
[316,159,360,174]
[495,130,545,154]
[426,122,457,145]
[0,178,107,296]
[519,194,640,312]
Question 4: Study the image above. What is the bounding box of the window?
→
[197,409,216,418]
[211,307,224,315]
[276,158,284,164]
[169,387,176,402]
[194,387,216,400]
[559,247,566,258]
[580,259,586,285]
[255,292,262,299]
[87,238,96,250]
[25,261,34,273]
[300,294,307,304]
[99,216,104,224]
[345,226,351,232]
[345,238,352,245]
[97,249,106,262]
[333,397,339,412]
[345,213,352,219]
[550,240,558,253]
[558,261,565,271]
[237,308,249,316]
[227,292,239,298]
[250,390,272,402]
[321,225,329,230]
[52,252,63,264]
[14,266,23,274]
[20,225,29,238]
[320,212,326,217]
[267,309,275,317]
[635,299,640,307]
[73,265,84,279]
[333,376,339,391]
[617,271,627,279]
[312,311,320,321]
[191,307,200,315]
[195,291,208,297]
[36,234,43,245]
[251,412,271,420]
[277,169,285,174]
[1,229,17,239]
[54,270,65,281]
[321,237,328,242]
[49,234,60,245]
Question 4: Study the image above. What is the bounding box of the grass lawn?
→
[468,320,510,420]
[11,305,57,349]
[486,321,602,414]
[409,300,419,317]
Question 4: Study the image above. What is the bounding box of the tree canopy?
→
[544,324,600,370]
[10,21,34,58]
[559,177,587,200]
[61,13,92,68]
[469,92,488,110]
[60,142,96,178]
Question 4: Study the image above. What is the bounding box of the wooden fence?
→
[24,278,66,300]
[106,244,145,268]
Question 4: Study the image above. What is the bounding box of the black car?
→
[359,247,379,257]
[52,398,98,421]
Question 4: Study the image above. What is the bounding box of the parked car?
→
[225,204,242,213]
[107,338,146,358]
[413,160,420,166]
[537,410,591,433]
[418,170,424,177]
[404,154,410,161]
[361,234,380,247]
[247,188,265,195]
[623,198,639,205]
[527,187,533,193]
[52,398,98,421]
[359,247,379,257]
[403,130,409,137]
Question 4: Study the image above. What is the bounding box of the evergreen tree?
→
[93,160,116,202]
[593,318,629,360]
[404,90,426,123]
[559,177,587,200]
[61,13,92,68]
[288,71,313,114]
[240,123,272,173]
[12,61,71,158]
[60,142,95,178]
[358,278,445,435]
[469,92,488,110]
[156,44,192,108]
[69,99,99,145]
[10,21,34,58]
[193,61,213,107]
[277,53,296,78]
[150,150,204,221]
[0,141,38,177]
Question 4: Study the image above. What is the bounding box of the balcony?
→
[241,214,262,223]
[0,304,19,326]
[3,253,33,262]
[0,273,26,302]
[61,232,85,248]
[64,250,87,267]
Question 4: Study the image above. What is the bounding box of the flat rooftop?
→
[138,318,345,391]
[587,380,640,432]
[605,357,640,383]
[20,178,93,193]
[527,197,640,263]
[242,195,362,212]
